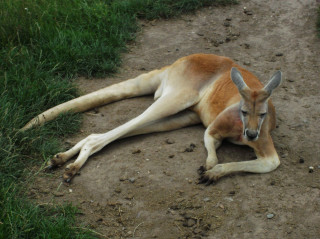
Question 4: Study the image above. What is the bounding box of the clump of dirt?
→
[32,0,320,238]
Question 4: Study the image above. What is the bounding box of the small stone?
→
[244,43,250,49]
[165,139,175,144]
[181,212,192,219]
[309,166,314,173]
[69,189,73,193]
[244,61,251,66]
[318,165,320,169]
[203,197,211,202]
[176,198,185,203]
[223,21,231,27]
[183,218,196,227]
[169,154,175,158]
[129,177,136,183]
[119,176,128,181]
[125,194,134,200]
[53,192,64,197]
[299,158,305,164]
[115,188,122,193]
[184,143,196,152]
[194,228,202,234]
[197,32,204,36]
[229,191,236,196]
[226,17,232,21]
[267,213,274,219]
[107,201,120,206]
[244,9,253,15]
[132,149,141,154]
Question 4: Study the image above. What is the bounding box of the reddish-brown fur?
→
[22,53,281,183]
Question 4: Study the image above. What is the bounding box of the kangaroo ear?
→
[264,71,282,96]
[231,67,248,92]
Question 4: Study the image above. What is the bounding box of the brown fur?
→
[22,54,281,183]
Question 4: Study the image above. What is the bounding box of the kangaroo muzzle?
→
[244,129,258,141]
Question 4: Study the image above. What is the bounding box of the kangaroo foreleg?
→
[199,135,280,184]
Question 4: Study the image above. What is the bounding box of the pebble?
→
[229,191,236,196]
[176,198,185,203]
[184,143,196,152]
[53,192,64,197]
[309,166,314,173]
[203,197,211,202]
[129,177,136,183]
[115,188,122,193]
[244,43,250,49]
[183,218,196,227]
[243,8,253,15]
[125,194,134,200]
[165,139,175,144]
[299,158,305,164]
[267,213,274,219]
[132,149,141,154]
[223,21,231,27]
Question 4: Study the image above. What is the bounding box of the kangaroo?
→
[21,54,282,184]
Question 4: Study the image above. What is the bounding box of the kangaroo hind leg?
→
[45,68,168,170]
[55,89,200,182]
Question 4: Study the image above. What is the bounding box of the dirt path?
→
[32,0,320,238]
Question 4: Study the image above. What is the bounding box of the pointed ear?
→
[231,67,248,92]
[263,71,282,96]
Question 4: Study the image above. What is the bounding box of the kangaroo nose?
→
[245,129,258,140]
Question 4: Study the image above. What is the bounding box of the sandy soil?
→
[31,0,320,238]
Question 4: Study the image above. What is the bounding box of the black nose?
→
[245,129,258,140]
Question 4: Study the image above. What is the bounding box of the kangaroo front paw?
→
[63,163,79,183]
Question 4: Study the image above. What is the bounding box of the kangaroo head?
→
[231,68,282,141]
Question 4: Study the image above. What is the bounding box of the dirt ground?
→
[31,0,320,238]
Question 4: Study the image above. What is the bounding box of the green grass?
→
[0,0,237,238]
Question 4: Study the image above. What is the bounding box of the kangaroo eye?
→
[260,113,267,117]
[241,110,248,116]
